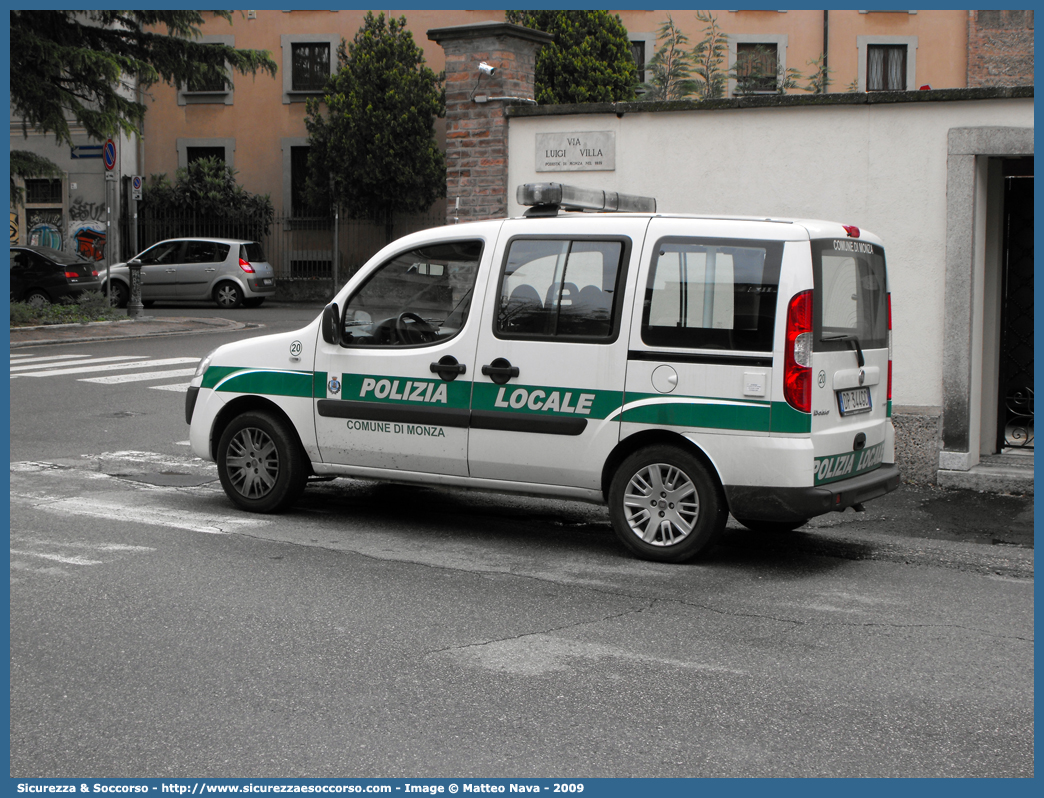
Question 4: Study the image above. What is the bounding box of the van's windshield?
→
[811,239,888,351]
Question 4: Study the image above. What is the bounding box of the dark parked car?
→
[10,245,102,306]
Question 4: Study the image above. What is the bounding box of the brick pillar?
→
[428,22,553,223]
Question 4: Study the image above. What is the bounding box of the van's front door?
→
[468,217,649,489]
[313,238,489,476]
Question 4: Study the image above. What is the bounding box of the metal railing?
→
[121,209,446,285]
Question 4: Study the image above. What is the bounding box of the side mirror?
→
[129,258,142,267]
[321,302,340,345]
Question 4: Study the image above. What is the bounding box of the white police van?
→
[186,183,899,563]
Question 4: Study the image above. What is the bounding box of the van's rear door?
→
[808,237,892,487]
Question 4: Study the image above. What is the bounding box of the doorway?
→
[996,157,1034,450]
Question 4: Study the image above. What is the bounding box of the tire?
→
[242,297,265,308]
[735,517,808,534]
[107,280,129,308]
[25,290,51,308]
[214,281,243,309]
[608,445,727,563]
[216,411,309,513]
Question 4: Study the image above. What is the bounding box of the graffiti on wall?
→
[26,209,64,250]
[10,210,18,244]
[69,196,106,260]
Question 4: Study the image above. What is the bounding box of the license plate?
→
[262,278,273,286]
[838,387,872,415]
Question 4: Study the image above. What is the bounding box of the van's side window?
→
[642,237,783,351]
[496,238,625,340]
[340,240,482,347]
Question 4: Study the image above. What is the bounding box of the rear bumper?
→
[725,464,901,522]
[246,277,276,295]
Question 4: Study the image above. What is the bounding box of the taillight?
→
[64,271,79,279]
[239,258,255,274]
[784,290,813,414]
[91,270,99,278]
[887,293,893,402]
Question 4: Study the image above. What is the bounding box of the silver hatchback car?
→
[102,238,276,309]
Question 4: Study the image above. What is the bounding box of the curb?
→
[9,317,260,348]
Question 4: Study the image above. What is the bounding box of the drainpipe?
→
[822,10,829,93]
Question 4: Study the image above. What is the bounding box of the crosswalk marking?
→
[12,357,199,378]
[9,354,93,365]
[10,352,201,392]
[11,355,147,373]
[80,368,199,385]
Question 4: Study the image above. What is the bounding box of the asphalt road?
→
[8,306,1035,778]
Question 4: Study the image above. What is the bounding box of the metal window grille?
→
[25,179,62,205]
[291,42,330,92]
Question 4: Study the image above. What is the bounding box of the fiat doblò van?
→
[186,183,899,563]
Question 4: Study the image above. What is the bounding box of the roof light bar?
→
[517,183,657,215]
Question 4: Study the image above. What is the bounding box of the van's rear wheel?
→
[608,445,727,563]
[735,517,808,534]
[217,411,308,513]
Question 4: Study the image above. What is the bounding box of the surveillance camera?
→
[478,62,496,76]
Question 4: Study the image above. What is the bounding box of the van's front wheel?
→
[608,445,727,563]
[217,411,308,513]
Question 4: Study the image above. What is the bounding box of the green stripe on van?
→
[203,366,314,397]
[621,394,771,431]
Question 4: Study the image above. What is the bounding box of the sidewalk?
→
[9,316,258,348]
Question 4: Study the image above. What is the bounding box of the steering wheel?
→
[395,312,438,345]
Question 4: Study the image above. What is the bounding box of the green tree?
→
[141,157,274,242]
[10,11,277,147]
[506,10,638,104]
[641,14,697,101]
[304,12,445,242]
[690,11,728,100]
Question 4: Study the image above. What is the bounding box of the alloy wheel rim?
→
[226,427,279,498]
[622,463,699,547]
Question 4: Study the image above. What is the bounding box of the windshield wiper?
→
[822,333,865,367]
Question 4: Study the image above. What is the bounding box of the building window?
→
[186,147,227,166]
[290,146,317,218]
[292,42,330,92]
[857,36,916,92]
[727,33,788,97]
[630,40,646,84]
[281,34,339,103]
[25,179,63,205]
[735,42,778,93]
[177,35,234,106]
[177,138,235,169]
[867,44,907,91]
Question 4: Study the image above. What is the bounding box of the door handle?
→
[204,267,217,272]
[166,268,177,273]
[481,357,519,385]
[430,355,466,382]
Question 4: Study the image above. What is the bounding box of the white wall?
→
[507,98,1034,410]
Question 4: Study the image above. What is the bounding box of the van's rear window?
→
[812,239,888,351]
[641,237,783,351]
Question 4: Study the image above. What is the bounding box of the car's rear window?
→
[35,247,89,267]
[641,237,784,351]
[241,242,266,262]
[812,239,888,351]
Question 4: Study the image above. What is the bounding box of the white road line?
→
[80,368,199,385]
[13,357,199,378]
[10,355,148,373]
[9,549,103,566]
[21,495,265,535]
[9,354,93,365]
[150,382,193,392]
